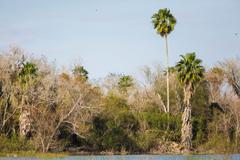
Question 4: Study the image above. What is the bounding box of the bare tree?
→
[220,58,240,98]
[0,48,25,134]
[31,72,101,152]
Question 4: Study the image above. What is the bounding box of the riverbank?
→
[0,151,68,158]
[1,149,239,158]
[1,154,240,160]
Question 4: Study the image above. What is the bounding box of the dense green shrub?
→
[88,94,139,152]
[199,134,236,153]
[137,112,181,142]
[192,116,208,147]
[134,129,160,151]
[0,134,34,152]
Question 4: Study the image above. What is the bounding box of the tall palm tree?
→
[175,53,204,151]
[152,8,176,113]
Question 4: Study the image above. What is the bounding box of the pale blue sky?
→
[0,0,239,79]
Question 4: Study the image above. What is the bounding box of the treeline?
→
[0,47,240,154]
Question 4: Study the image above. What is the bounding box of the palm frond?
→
[175,53,205,89]
[151,8,176,37]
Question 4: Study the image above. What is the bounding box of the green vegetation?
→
[0,134,34,152]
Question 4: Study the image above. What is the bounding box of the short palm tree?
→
[152,8,176,113]
[17,61,38,137]
[175,53,204,151]
[118,75,134,92]
[73,65,89,81]
[18,62,38,85]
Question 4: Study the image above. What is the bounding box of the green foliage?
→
[89,94,139,152]
[134,129,160,151]
[118,75,134,92]
[18,61,38,85]
[138,112,182,142]
[72,65,88,80]
[0,134,34,152]
[89,95,183,152]
[192,116,208,147]
[191,83,210,116]
[175,53,205,88]
[200,134,236,153]
[152,8,177,37]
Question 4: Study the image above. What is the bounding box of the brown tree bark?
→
[181,85,193,152]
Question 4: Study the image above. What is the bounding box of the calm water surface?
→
[1,154,240,160]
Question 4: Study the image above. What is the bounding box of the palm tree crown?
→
[73,65,89,80]
[18,61,38,84]
[175,53,205,88]
[118,75,134,91]
[152,8,176,37]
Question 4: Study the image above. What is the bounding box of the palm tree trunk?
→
[164,35,170,113]
[236,116,239,151]
[181,85,192,152]
[19,96,31,137]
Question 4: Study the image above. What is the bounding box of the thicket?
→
[0,47,240,154]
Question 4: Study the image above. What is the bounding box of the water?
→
[1,154,240,160]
